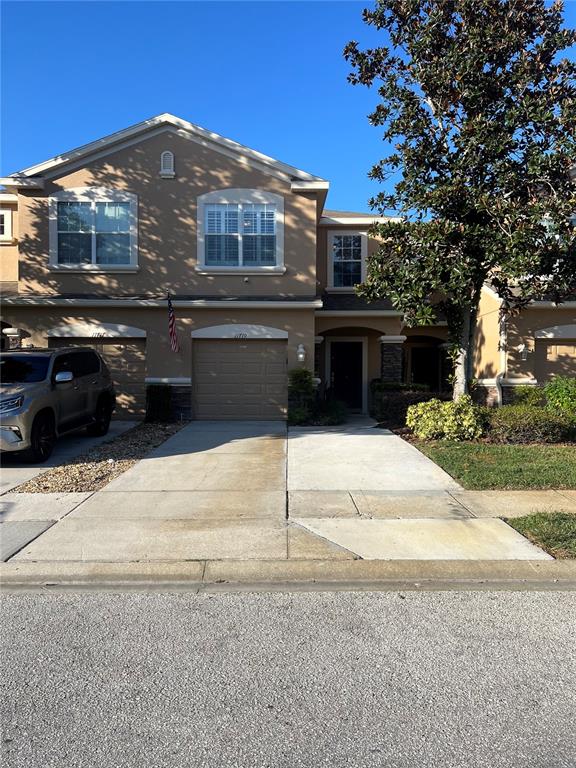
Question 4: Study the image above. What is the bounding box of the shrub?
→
[511,384,545,408]
[406,395,486,441]
[545,377,576,420]
[287,369,347,426]
[370,379,450,426]
[487,405,575,444]
[145,384,172,422]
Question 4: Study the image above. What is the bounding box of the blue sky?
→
[1,1,575,212]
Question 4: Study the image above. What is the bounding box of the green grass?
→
[414,441,576,490]
[506,512,576,559]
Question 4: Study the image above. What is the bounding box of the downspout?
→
[495,315,507,407]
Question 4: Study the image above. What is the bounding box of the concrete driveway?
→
[6,418,553,564]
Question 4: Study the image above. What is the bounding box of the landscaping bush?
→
[406,395,486,441]
[287,369,347,426]
[370,379,449,427]
[511,384,545,407]
[545,377,576,420]
[487,405,575,444]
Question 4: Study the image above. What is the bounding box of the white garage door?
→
[193,340,287,420]
[49,338,146,418]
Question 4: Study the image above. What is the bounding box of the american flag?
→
[167,293,179,353]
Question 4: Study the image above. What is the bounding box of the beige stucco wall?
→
[473,287,502,380]
[1,306,316,378]
[0,202,19,292]
[16,131,319,298]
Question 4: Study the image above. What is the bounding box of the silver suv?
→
[0,347,116,462]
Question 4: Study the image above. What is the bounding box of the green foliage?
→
[288,406,313,426]
[344,1,576,393]
[406,394,485,440]
[145,384,172,423]
[507,512,576,558]
[371,379,429,394]
[288,369,347,426]
[487,405,575,444]
[511,385,545,408]
[544,377,576,419]
[416,441,576,490]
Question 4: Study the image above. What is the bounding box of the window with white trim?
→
[49,189,138,269]
[160,151,175,178]
[197,189,284,271]
[0,209,13,242]
[329,231,366,288]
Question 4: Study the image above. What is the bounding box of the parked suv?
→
[0,347,116,462]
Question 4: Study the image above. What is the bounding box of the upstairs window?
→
[329,232,366,288]
[205,203,277,266]
[0,209,13,241]
[49,189,138,269]
[197,189,284,272]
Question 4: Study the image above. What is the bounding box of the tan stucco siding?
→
[0,306,316,378]
[16,131,318,297]
[0,202,19,291]
[473,288,502,380]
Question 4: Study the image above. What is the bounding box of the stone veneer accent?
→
[379,336,406,383]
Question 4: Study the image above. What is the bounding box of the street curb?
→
[2,559,576,591]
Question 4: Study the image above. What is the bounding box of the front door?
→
[330,341,363,411]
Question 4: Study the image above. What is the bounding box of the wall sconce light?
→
[296,344,306,364]
[517,343,528,361]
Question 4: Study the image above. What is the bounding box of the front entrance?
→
[328,340,364,411]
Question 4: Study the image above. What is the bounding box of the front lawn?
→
[507,512,576,559]
[414,441,576,490]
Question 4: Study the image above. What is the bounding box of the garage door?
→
[535,340,576,381]
[193,340,287,420]
[49,338,146,418]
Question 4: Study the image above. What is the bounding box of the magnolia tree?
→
[345,0,576,397]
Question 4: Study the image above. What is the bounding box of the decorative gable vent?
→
[160,151,175,178]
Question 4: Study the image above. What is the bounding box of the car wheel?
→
[28,412,56,463]
[87,397,112,437]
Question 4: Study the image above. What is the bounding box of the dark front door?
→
[330,341,363,410]
[410,346,440,391]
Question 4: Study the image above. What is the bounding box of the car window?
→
[75,351,101,376]
[52,353,82,378]
[0,355,51,383]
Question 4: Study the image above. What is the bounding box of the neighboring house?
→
[0,114,574,418]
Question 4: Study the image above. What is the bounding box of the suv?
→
[0,347,116,462]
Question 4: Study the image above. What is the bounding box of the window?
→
[0,209,13,241]
[49,188,138,270]
[197,189,284,272]
[160,151,175,178]
[329,232,366,289]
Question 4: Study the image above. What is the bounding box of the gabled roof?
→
[1,113,329,189]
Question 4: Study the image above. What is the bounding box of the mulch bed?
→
[11,422,185,494]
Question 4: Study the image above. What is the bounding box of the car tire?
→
[27,412,56,463]
[87,397,112,437]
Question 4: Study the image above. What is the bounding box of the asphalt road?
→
[1,591,575,768]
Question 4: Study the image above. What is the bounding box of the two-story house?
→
[1,114,574,418]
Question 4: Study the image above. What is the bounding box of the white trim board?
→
[325,336,368,414]
[3,297,323,310]
[191,324,288,339]
[535,324,576,339]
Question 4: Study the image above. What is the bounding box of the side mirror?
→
[54,371,74,384]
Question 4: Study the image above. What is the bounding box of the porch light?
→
[296,344,306,364]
